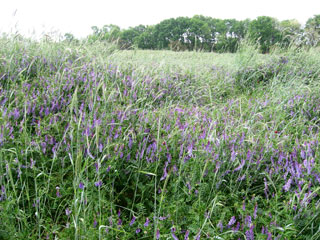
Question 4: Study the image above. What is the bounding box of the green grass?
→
[0,36,319,239]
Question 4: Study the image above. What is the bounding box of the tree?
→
[135,26,157,49]
[305,15,320,47]
[154,17,190,49]
[87,25,121,43]
[182,17,210,51]
[248,16,281,53]
[278,19,302,47]
[120,25,147,49]
[63,33,78,43]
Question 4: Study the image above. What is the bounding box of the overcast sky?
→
[1,0,319,39]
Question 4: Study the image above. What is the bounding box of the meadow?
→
[0,37,319,239]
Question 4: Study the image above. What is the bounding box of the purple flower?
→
[117,218,122,226]
[136,228,141,234]
[233,159,245,172]
[217,221,223,232]
[79,182,84,190]
[65,208,71,216]
[228,216,236,227]
[128,137,133,149]
[187,143,193,156]
[144,217,150,227]
[303,159,313,174]
[130,216,136,226]
[264,178,269,198]
[95,162,100,173]
[99,143,103,152]
[56,187,61,198]
[156,229,160,239]
[231,150,236,162]
[283,178,292,192]
[160,161,168,181]
[195,232,201,240]
[30,158,35,168]
[95,180,102,187]
[267,231,272,240]
[184,230,190,240]
[245,225,255,240]
[93,218,97,228]
[159,215,167,221]
[233,222,240,232]
[87,149,95,159]
[253,204,258,219]
[245,215,252,227]
[171,233,179,240]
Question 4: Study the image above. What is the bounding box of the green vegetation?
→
[70,14,320,53]
[0,35,320,240]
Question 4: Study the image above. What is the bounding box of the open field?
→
[0,38,320,239]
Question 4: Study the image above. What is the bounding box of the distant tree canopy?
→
[305,14,320,46]
[248,16,282,53]
[65,14,320,53]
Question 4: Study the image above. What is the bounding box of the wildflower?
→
[264,178,269,198]
[95,162,100,173]
[65,208,71,216]
[283,178,292,192]
[233,222,240,232]
[30,158,35,168]
[195,232,201,240]
[267,231,272,240]
[171,233,179,240]
[160,161,168,181]
[228,216,236,227]
[217,221,223,232]
[231,150,236,162]
[245,215,252,227]
[87,149,95,159]
[242,201,246,211]
[234,159,245,172]
[245,225,255,240]
[184,230,190,240]
[128,136,133,149]
[159,215,167,221]
[95,180,102,187]
[93,218,97,228]
[144,218,150,227]
[136,228,141,234]
[56,187,61,198]
[79,182,84,190]
[156,229,160,239]
[253,204,258,219]
[99,143,103,152]
[130,216,136,226]
[117,218,122,226]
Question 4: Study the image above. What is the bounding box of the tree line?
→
[64,15,320,53]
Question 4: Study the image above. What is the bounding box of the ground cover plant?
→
[0,36,320,239]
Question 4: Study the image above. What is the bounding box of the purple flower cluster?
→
[1,44,319,240]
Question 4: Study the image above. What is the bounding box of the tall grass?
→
[0,36,319,240]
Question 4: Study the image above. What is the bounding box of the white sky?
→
[0,0,319,39]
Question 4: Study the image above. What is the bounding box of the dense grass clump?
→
[0,37,319,240]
